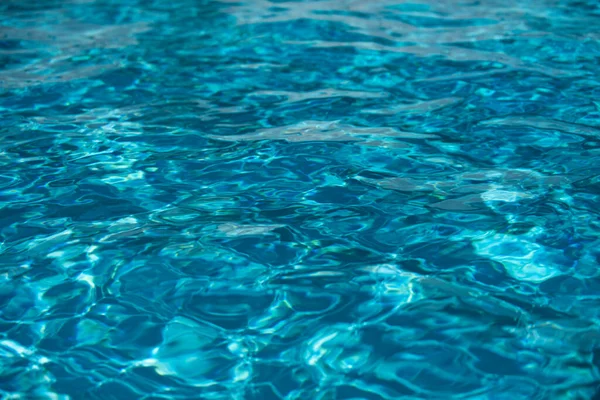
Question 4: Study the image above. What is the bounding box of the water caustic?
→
[1,0,600,398]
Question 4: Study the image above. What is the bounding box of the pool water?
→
[1,0,600,398]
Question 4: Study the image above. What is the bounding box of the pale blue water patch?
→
[1,0,600,398]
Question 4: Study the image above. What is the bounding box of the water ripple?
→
[1,0,600,399]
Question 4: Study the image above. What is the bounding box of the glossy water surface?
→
[2,0,600,398]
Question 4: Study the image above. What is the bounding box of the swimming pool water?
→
[1,0,600,398]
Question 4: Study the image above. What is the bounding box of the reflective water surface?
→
[1,0,600,398]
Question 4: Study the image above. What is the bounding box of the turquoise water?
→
[2,0,600,398]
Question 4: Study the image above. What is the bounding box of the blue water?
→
[1,0,600,398]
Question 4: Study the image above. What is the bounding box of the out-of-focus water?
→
[1,0,600,398]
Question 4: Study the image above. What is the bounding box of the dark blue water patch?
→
[89,381,141,400]
[471,346,523,375]
[47,363,97,399]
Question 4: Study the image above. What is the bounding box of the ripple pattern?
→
[1,0,600,398]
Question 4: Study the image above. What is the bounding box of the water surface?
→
[1,0,600,398]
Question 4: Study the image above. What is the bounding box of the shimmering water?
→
[1,0,600,398]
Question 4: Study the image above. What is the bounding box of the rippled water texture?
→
[2,0,600,398]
